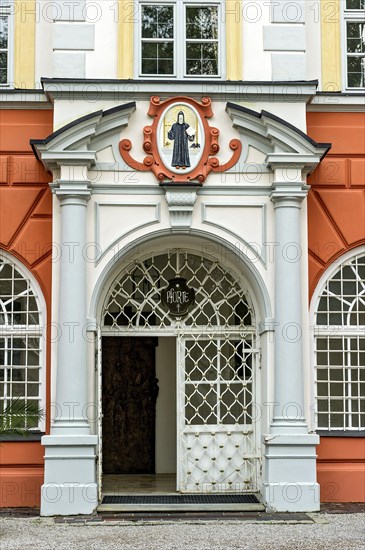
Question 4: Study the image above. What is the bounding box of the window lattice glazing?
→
[315,253,365,431]
[0,255,42,429]
[103,250,255,331]
[138,2,221,78]
[344,0,365,88]
[184,337,254,425]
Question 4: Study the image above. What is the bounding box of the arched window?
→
[313,250,365,431]
[0,251,45,430]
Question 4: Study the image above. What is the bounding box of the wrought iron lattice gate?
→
[177,333,260,493]
[102,249,261,493]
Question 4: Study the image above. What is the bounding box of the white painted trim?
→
[0,0,14,88]
[263,25,306,52]
[309,245,365,322]
[201,202,267,266]
[94,200,161,263]
[341,2,365,92]
[96,325,103,502]
[0,249,47,432]
[134,0,225,80]
[52,0,86,22]
[308,93,365,112]
[270,0,305,24]
[136,1,177,79]
[53,23,95,51]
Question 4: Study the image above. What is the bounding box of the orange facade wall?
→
[0,109,53,508]
[307,111,365,503]
[307,112,365,296]
[317,438,365,502]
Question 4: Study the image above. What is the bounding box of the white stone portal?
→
[31,97,330,515]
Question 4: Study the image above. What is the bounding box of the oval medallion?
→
[157,102,205,175]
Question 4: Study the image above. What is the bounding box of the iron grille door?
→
[177,334,260,493]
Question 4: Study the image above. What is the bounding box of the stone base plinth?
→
[262,433,320,512]
[41,434,98,516]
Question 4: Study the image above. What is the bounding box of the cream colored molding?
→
[14,0,36,88]
[226,0,242,80]
[118,0,134,79]
[320,0,341,91]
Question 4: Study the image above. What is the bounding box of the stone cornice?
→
[39,78,319,103]
[31,102,136,172]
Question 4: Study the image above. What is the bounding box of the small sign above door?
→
[161,278,195,317]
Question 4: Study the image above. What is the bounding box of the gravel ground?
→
[1,513,365,550]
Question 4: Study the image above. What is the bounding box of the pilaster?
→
[262,164,320,512]
[41,171,98,516]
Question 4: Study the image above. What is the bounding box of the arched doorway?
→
[99,247,261,495]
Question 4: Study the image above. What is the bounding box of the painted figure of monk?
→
[167,111,195,169]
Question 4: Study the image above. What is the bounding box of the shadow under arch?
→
[89,229,273,326]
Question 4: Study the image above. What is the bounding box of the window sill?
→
[0,432,44,442]
[317,430,365,437]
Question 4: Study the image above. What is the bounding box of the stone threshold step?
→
[98,503,265,512]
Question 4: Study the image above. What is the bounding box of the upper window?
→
[313,251,365,432]
[0,251,45,430]
[343,0,365,89]
[0,0,13,86]
[137,1,223,79]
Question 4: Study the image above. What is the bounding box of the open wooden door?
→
[102,336,159,474]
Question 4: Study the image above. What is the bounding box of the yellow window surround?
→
[320,0,342,91]
[118,0,243,80]
[14,0,36,88]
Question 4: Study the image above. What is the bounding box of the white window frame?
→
[0,0,14,87]
[341,0,365,91]
[310,246,365,433]
[135,0,225,80]
[0,250,47,432]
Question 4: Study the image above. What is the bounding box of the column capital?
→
[53,179,92,204]
[265,153,323,174]
[270,182,310,205]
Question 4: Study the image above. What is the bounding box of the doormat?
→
[102,494,260,504]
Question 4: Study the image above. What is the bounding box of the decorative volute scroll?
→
[119,96,242,184]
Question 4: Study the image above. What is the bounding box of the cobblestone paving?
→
[0,505,364,550]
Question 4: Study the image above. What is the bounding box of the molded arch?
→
[89,229,273,328]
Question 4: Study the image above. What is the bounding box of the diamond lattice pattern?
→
[179,335,259,492]
[103,250,254,330]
